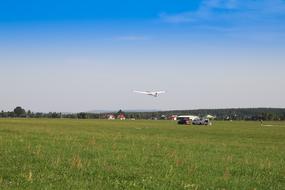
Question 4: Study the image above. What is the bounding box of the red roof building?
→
[117,113,126,120]
[169,115,178,120]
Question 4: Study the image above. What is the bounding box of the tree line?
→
[1,107,285,120]
[123,108,285,121]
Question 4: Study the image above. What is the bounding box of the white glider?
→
[133,90,166,97]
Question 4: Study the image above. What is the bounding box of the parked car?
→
[203,119,210,125]
[177,117,191,125]
[192,118,210,125]
[192,118,202,125]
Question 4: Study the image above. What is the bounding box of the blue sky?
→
[0,0,285,112]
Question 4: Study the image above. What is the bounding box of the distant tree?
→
[49,112,61,118]
[13,106,26,117]
[27,110,32,118]
[34,112,43,118]
[117,109,125,116]
[77,112,88,119]
[8,111,15,117]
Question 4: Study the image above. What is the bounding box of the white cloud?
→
[158,0,285,45]
[159,0,238,24]
[159,0,285,24]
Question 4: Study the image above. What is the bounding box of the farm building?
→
[117,113,126,120]
[107,114,116,120]
[169,115,178,120]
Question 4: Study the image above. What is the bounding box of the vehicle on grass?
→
[177,117,191,125]
[192,118,211,125]
[177,115,199,125]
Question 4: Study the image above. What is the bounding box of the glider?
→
[133,90,166,97]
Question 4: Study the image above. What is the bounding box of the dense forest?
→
[1,107,285,121]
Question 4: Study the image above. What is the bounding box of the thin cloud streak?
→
[158,0,285,44]
[115,35,150,41]
[159,0,285,24]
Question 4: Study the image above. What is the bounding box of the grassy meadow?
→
[0,119,284,189]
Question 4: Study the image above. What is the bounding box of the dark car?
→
[177,117,191,125]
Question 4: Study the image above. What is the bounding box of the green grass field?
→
[0,119,284,189]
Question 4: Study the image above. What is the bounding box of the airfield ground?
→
[0,119,284,189]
